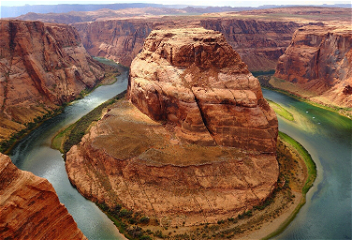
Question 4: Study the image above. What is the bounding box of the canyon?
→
[0,20,105,143]
[274,25,352,113]
[65,28,279,228]
[1,5,351,240]
[0,153,86,239]
[73,17,299,72]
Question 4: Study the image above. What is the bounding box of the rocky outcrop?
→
[0,153,86,239]
[73,18,299,71]
[129,28,278,152]
[275,25,352,109]
[0,20,104,142]
[66,28,279,227]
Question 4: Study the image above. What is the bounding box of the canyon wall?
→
[0,20,105,142]
[200,19,300,71]
[66,28,279,227]
[73,18,299,71]
[275,25,352,109]
[0,153,86,239]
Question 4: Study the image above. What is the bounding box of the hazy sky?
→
[1,0,349,7]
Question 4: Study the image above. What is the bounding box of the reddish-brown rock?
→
[73,18,299,71]
[275,25,352,109]
[128,28,278,152]
[65,28,279,227]
[0,153,87,239]
[0,20,104,141]
[200,19,300,72]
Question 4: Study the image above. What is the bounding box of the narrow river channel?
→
[10,67,129,239]
[8,71,351,239]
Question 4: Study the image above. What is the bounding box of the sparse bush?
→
[139,216,150,224]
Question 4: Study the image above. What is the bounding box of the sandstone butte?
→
[275,25,352,110]
[0,153,87,239]
[66,28,279,227]
[0,20,105,142]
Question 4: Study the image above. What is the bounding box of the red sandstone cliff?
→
[200,19,300,71]
[66,28,279,227]
[0,20,105,142]
[0,153,87,239]
[73,18,299,72]
[128,28,278,152]
[275,25,352,109]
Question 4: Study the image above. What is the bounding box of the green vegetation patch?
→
[266,99,294,121]
[52,91,126,154]
[263,132,317,240]
[1,107,62,154]
[278,132,316,194]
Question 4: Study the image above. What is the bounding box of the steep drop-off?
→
[200,19,299,71]
[274,25,352,110]
[66,28,279,227]
[0,153,87,239]
[73,17,299,71]
[0,20,104,142]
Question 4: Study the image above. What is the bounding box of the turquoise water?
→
[263,89,352,240]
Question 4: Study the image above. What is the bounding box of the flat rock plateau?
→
[0,153,87,239]
[66,28,279,227]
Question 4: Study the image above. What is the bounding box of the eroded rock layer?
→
[66,28,279,226]
[129,28,278,152]
[73,18,299,71]
[275,25,352,109]
[0,20,104,141]
[66,100,279,226]
[0,153,86,239]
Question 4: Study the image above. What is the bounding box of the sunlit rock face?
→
[275,25,352,109]
[0,20,104,142]
[0,153,87,240]
[128,28,278,153]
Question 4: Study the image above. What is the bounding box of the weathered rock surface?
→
[73,18,299,71]
[66,28,279,227]
[275,25,352,109]
[129,28,278,152]
[0,153,86,239]
[200,19,300,71]
[0,20,104,142]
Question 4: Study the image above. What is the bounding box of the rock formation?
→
[73,18,299,71]
[0,153,87,239]
[200,19,300,72]
[66,28,279,227]
[275,25,352,109]
[128,28,278,152]
[0,20,104,142]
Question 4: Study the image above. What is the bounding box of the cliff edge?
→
[0,20,105,143]
[0,153,87,239]
[274,25,352,111]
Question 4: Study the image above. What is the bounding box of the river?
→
[8,74,351,239]
[262,89,351,240]
[10,66,129,239]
